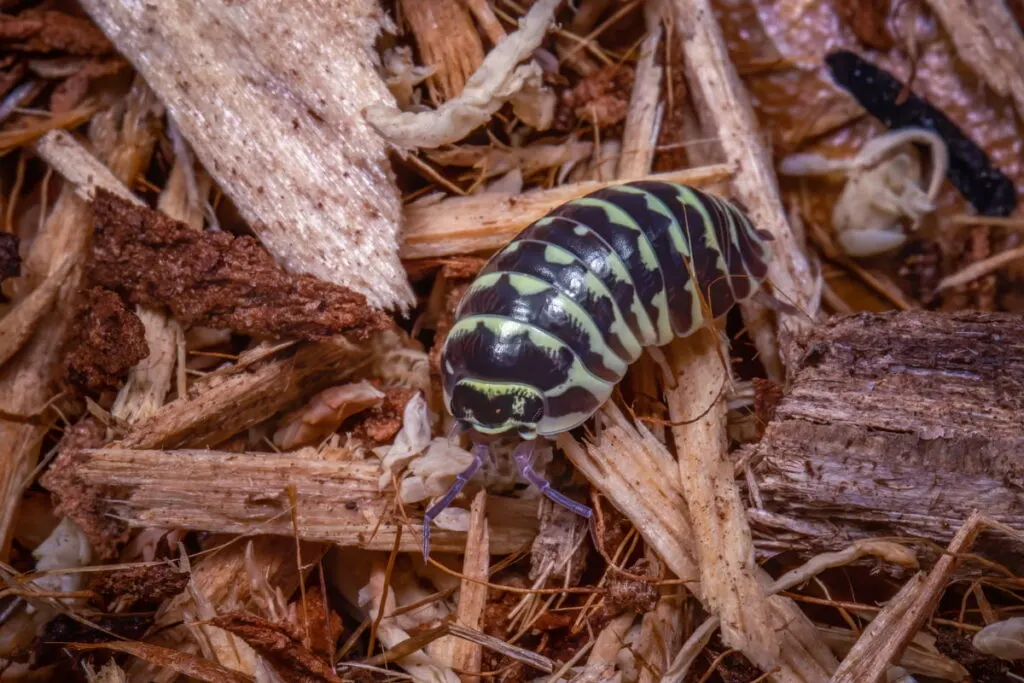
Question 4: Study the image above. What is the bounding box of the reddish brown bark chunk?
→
[90,564,189,611]
[39,421,130,561]
[213,611,343,683]
[64,286,148,394]
[88,190,390,341]
[560,64,634,128]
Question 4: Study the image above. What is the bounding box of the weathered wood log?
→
[748,310,1024,565]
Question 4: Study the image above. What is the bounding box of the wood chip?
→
[78,0,414,310]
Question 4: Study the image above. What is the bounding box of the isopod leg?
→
[422,442,487,561]
[513,440,593,519]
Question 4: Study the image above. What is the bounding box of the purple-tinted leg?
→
[422,442,487,561]
[513,440,592,518]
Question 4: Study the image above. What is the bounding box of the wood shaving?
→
[366,0,559,149]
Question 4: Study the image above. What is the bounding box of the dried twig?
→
[401,163,733,258]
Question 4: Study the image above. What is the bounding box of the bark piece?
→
[63,286,148,394]
[88,191,390,342]
[40,420,128,560]
[749,311,1024,564]
[212,612,342,683]
[78,0,414,310]
[89,564,190,611]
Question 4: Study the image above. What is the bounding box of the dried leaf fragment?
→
[88,191,390,341]
[212,611,343,683]
[64,286,148,394]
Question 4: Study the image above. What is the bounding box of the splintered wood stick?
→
[666,330,780,677]
[73,448,537,553]
[434,491,489,681]
[0,83,161,560]
[0,257,73,370]
[559,403,837,683]
[79,0,414,310]
[617,16,663,179]
[33,129,142,206]
[400,163,733,259]
[668,0,816,379]
[114,336,375,450]
[830,512,983,682]
[399,0,485,102]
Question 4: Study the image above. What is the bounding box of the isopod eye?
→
[450,379,544,435]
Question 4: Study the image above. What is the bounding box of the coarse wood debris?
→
[77,0,415,310]
[2,0,1024,682]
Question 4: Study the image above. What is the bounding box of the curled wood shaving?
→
[365,0,560,149]
[381,46,436,108]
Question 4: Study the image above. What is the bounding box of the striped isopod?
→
[422,181,774,558]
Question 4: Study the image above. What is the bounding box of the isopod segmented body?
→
[423,181,773,558]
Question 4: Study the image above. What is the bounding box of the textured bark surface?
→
[749,310,1024,563]
[78,0,414,311]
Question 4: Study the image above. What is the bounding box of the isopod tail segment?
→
[421,439,593,561]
